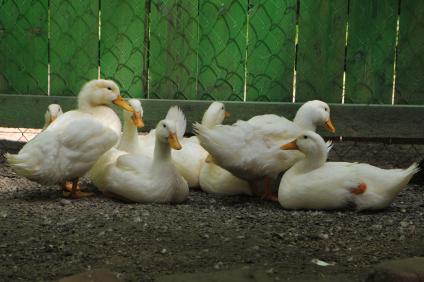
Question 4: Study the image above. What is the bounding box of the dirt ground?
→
[0,140,423,282]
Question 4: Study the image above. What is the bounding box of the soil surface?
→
[1,140,423,281]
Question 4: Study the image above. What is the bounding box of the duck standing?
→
[6,79,133,198]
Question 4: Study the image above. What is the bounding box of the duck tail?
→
[5,152,19,166]
[165,106,186,138]
[192,122,208,144]
[4,152,38,179]
[325,140,334,153]
[410,159,424,184]
[398,162,420,188]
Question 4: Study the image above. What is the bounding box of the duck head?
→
[156,119,182,150]
[201,101,230,128]
[281,131,328,156]
[125,99,144,128]
[78,79,133,112]
[293,100,335,133]
[44,104,63,126]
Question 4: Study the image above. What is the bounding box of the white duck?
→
[198,102,252,196]
[139,102,229,188]
[89,98,144,188]
[6,79,133,198]
[91,108,189,203]
[279,131,419,210]
[42,104,63,130]
[194,100,336,196]
[116,99,145,154]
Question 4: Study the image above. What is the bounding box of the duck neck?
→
[291,149,327,174]
[42,120,50,131]
[293,109,316,131]
[153,138,171,163]
[118,115,140,154]
[78,97,95,113]
[202,113,223,129]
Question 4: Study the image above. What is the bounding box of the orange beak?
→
[113,96,134,112]
[280,140,299,150]
[325,119,336,133]
[49,116,57,124]
[224,111,230,118]
[168,133,182,150]
[131,112,144,128]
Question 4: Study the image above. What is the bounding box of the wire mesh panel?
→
[395,0,424,105]
[246,0,296,102]
[149,0,198,100]
[0,0,48,95]
[345,0,398,104]
[329,140,424,169]
[197,0,247,101]
[100,0,146,98]
[50,0,99,96]
[296,0,348,103]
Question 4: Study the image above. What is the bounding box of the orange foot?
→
[261,176,279,202]
[63,181,81,192]
[351,183,367,195]
[63,190,94,199]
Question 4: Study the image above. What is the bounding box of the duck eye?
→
[163,124,166,128]
[304,135,308,139]
[324,108,328,111]
[221,106,224,110]
[107,87,112,91]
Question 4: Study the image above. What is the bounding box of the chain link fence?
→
[0,0,423,165]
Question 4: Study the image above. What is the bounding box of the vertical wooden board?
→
[0,0,48,95]
[246,0,296,102]
[345,0,398,104]
[50,0,99,96]
[100,0,145,98]
[149,0,198,100]
[296,0,347,103]
[396,0,424,105]
[198,0,247,101]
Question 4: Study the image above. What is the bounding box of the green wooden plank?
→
[296,0,348,103]
[50,0,99,96]
[197,0,247,101]
[396,0,424,105]
[246,0,296,102]
[345,0,398,104]
[0,0,48,95]
[149,0,198,100]
[1,94,424,139]
[100,0,145,98]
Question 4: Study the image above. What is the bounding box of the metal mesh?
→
[328,140,424,168]
[100,0,146,98]
[0,0,49,95]
[0,128,40,143]
[1,0,424,103]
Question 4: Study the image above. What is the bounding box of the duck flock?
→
[5,79,422,211]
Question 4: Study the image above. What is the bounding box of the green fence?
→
[0,0,423,138]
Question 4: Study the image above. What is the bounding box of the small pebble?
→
[60,199,71,206]
[133,216,142,223]
[319,233,329,240]
[214,261,224,270]
[400,221,408,228]
[266,268,274,274]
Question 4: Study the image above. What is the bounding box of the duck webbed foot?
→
[62,178,94,199]
[62,181,81,192]
[249,176,279,202]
